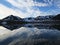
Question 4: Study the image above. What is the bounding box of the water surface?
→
[0,24,60,45]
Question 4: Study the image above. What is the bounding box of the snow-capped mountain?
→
[23,17,35,22]
[35,15,54,20]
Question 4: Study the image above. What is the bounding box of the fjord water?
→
[0,24,60,45]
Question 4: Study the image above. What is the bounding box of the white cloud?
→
[34,2,48,7]
[0,4,28,19]
[7,0,48,7]
[0,0,43,19]
[44,0,53,5]
[45,0,60,8]
[0,0,59,19]
[54,0,60,8]
[6,0,49,17]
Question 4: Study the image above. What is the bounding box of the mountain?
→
[23,17,35,22]
[52,14,60,20]
[2,15,23,21]
[35,15,54,20]
[1,15,24,25]
[35,16,45,20]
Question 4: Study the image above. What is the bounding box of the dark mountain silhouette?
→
[1,15,25,25]
[2,15,23,21]
[52,14,60,20]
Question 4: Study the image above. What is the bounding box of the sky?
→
[0,0,60,19]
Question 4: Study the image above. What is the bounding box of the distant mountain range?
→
[0,14,60,24]
[0,14,60,30]
[35,15,54,20]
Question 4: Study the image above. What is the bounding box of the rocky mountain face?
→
[52,14,60,20]
[2,15,23,21]
[35,15,54,20]
[1,14,60,21]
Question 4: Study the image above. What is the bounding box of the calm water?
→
[0,23,60,45]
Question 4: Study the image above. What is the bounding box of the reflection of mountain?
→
[2,24,24,30]
[52,25,60,30]
[24,24,60,30]
[1,27,60,45]
[1,23,60,30]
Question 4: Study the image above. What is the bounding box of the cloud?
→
[0,4,26,19]
[34,2,48,7]
[44,0,60,8]
[44,0,53,5]
[7,0,48,17]
[0,0,50,18]
[7,0,48,7]
[54,0,60,8]
[0,0,39,18]
[0,0,60,19]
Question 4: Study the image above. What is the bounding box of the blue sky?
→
[0,0,60,19]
